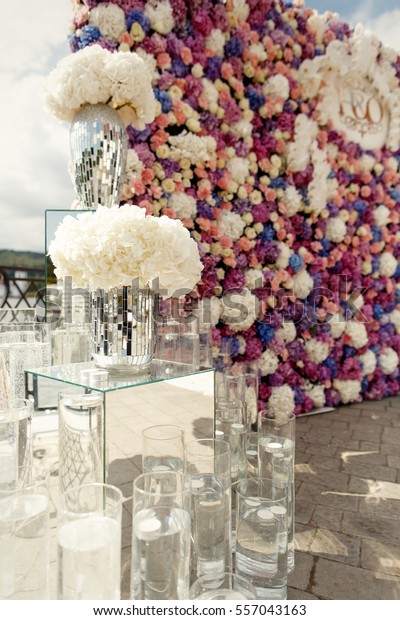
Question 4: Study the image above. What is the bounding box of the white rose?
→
[380,348,399,375]
[325,217,347,243]
[305,339,330,364]
[292,271,314,300]
[305,383,326,408]
[389,309,400,334]
[379,253,398,277]
[284,186,302,216]
[259,349,279,376]
[244,269,263,290]
[276,242,292,270]
[345,321,369,349]
[230,0,250,22]
[169,131,217,164]
[89,3,126,41]
[333,379,361,404]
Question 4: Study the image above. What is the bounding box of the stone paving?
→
[287,396,400,600]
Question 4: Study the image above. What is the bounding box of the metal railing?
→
[0,265,45,311]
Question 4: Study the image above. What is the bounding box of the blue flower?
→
[361,376,369,393]
[390,188,400,202]
[153,88,173,113]
[289,254,304,272]
[323,358,337,379]
[353,200,367,215]
[171,58,189,78]
[256,322,275,345]
[261,225,275,242]
[293,386,304,404]
[373,304,384,319]
[246,87,265,111]
[343,345,356,359]
[371,256,380,272]
[269,177,286,189]
[78,26,100,49]
[224,36,243,57]
[126,9,150,33]
[371,226,382,242]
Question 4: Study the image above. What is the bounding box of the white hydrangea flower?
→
[333,379,361,404]
[284,186,302,216]
[248,42,267,63]
[305,339,330,364]
[231,118,253,140]
[221,289,258,332]
[244,269,263,290]
[358,349,377,375]
[276,321,297,343]
[269,385,295,418]
[379,253,397,277]
[276,242,292,270]
[230,0,250,23]
[201,78,219,108]
[308,11,328,45]
[359,154,376,172]
[304,382,326,408]
[374,205,390,227]
[345,321,369,349]
[124,149,144,184]
[308,142,330,216]
[48,205,203,297]
[389,309,400,334]
[297,58,323,99]
[245,386,258,424]
[134,47,159,84]
[259,349,279,376]
[380,347,399,375]
[226,157,250,185]
[168,131,217,164]
[218,211,246,241]
[329,312,346,338]
[325,217,347,243]
[199,296,222,327]
[168,192,197,220]
[237,336,246,355]
[287,114,319,172]
[144,0,175,35]
[292,271,314,300]
[262,74,290,100]
[89,3,126,41]
[205,29,226,56]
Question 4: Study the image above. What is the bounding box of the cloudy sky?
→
[0,0,399,253]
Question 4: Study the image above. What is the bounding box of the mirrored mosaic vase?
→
[92,286,157,373]
[70,103,128,210]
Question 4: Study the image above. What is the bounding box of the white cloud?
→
[356,9,400,51]
[0,1,74,252]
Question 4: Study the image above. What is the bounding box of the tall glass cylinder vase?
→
[258,410,295,572]
[70,103,128,210]
[91,285,157,373]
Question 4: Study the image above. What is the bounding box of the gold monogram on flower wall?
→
[331,76,389,150]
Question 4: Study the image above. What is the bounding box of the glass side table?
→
[25,360,215,489]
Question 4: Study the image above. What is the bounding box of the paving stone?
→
[303,443,337,457]
[307,455,342,472]
[294,499,315,524]
[308,416,333,428]
[330,421,350,431]
[310,505,343,532]
[295,468,349,492]
[341,460,397,482]
[330,439,360,451]
[287,551,314,591]
[380,443,400,457]
[352,427,384,442]
[387,455,400,469]
[295,451,311,464]
[312,557,400,600]
[342,511,400,545]
[296,525,360,566]
[358,496,400,520]
[361,539,400,577]
[348,476,400,500]
[297,481,359,511]
[382,427,400,445]
[287,588,321,600]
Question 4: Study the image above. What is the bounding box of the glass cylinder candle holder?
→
[235,477,288,600]
[258,409,295,573]
[0,399,33,491]
[184,438,232,581]
[57,483,123,600]
[0,468,50,599]
[215,398,247,485]
[131,471,191,600]
[142,425,185,473]
[190,572,257,600]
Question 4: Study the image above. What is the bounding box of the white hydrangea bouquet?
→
[48,205,203,298]
[43,44,157,129]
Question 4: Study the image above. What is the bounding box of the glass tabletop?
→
[25,360,214,393]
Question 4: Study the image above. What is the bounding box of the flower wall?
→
[69,0,400,414]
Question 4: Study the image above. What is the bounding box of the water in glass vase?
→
[131,506,190,600]
[57,516,121,600]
